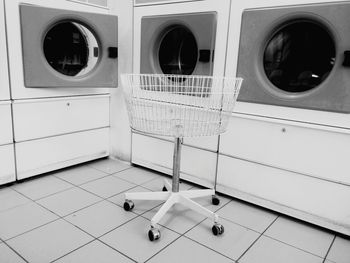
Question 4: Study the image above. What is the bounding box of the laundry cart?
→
[121,74,242,241]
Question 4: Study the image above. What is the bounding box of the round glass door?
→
[158,25,198,77]
[263,21,336,93]
[43,21,99,77]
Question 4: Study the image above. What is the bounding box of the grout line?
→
[86,162,133,175]
[2,240,30,263]
[49,216,139,263]
[53,172,112,187]
[263,235,326,260]
[75,181,138,200]
[236,216,280,262]
[28,186,76,202]
[96,239,139,263]
[111,172,161,187]
[184,235,237,262]
[322,235,336,263]
[49,239,97,263]
[143,234,183,263]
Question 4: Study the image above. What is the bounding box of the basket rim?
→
[121,73,243,82]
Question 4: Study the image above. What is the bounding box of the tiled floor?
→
[0,158,349,263]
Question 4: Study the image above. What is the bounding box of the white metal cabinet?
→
[0,102,13,146]
[220,114,350,186]
[0,144,16,185]
[13,95,109,142]
[132,133,217,187]
[16,128,109,180]
[216,154,350,235]
[183,136,218,152]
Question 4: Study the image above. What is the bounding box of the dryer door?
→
[20,4,118,88]
[140,12,216,80]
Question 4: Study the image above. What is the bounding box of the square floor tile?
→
[0,202,58,240]
[100,216,179,263]
[65,200,137,237]
[55,240,134,263]
[265,216,334,257]
[141,177,193,192]
[88,158,131,174]
[0,243,26,263]
[239,236,323,263]
[80,176,136,199]
[113,167,161,185]
[37,188,102,217]
[0,188,31,213]
[185,218,259,260]
[217,200,277,233]
[147,236,234,263]
[55,165,107,186]
[326,236,350,263]
[12,176,73,200]
[142,203,206,234]
[7,219,93,263]
[108,186,164,215]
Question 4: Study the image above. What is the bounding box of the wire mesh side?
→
[121,74,243,138]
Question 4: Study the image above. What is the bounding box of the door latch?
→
[199,49,211,63]
[343,51,350,67]
[108,47,118,59]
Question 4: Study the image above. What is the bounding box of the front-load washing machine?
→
[132,0,231,186]
[5,0,118,99]
[231,1,350,129]
[134,0,230,79]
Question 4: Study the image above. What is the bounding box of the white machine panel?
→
[13,95,109,142]
[134,0,202,6]
[0,102,13,146]
[132,133,217,187]
[0,144,16,185]
[0,0,10,100]
[220,115,350,186]
[216,154,350,235]
[16,128,109,180]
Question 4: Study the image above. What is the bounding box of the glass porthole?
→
[158,25,198,78]
[263,21,336,93]
[43,21,99,77]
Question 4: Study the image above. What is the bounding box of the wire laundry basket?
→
[121,74,243,138]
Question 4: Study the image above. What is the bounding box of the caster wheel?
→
[123,200,134,211]
[212,195,220,206]
[148,228,161,241]
[162,186,168,192]
[212,223,224,236]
